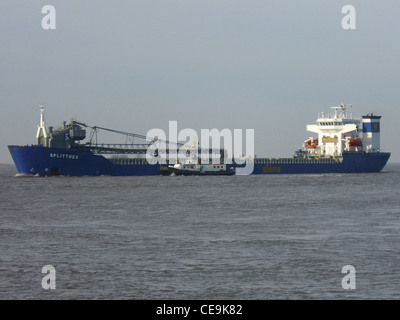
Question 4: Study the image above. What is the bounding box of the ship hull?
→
[8,145,160,176]
[247,152,391,174]
[8,145,390,176]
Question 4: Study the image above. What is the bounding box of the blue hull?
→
[8,145,390,176]
[8,145,160,176]
[247,152,391,174]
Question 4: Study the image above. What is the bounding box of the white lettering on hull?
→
[49,153,79,160]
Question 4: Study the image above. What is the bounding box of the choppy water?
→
[1,163,400,300]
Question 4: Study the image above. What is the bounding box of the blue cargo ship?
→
[8,104,390,176]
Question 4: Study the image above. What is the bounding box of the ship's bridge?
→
[305,103,363,157]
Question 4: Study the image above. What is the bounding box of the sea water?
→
[0,164,399,299]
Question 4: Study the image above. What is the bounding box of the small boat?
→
[160,139,235,176]
[160,163,235,176]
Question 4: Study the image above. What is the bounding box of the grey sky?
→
[1,0,399,164]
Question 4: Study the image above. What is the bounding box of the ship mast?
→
[331,101,348,119]
[36,105,48,145]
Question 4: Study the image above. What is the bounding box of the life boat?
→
[306,138,318,148]
[349,137,363,147]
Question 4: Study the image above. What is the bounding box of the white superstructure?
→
[302,102,381,158]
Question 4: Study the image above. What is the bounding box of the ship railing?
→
[109,158,150,165]
[251,157,341,165]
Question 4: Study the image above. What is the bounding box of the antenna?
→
[39,105,45,127]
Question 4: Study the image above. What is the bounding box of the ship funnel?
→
[362,113,381,152]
